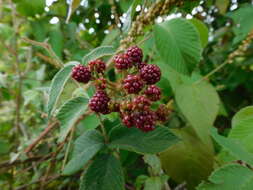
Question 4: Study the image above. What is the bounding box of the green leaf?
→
[63,130,104,175]
[80,154,125,190]
[229,106,253,153]
[197,164,253,190]
[0,140,10,155]
[49,26,64,59]
[82,46,115,64]
[211,128,253,166]
[160,126,215,189]
[109,126,179,154]
[16,0,45,17]
[57,97,88,142]
[154,18,202,74]
[189,18,209,48]
[227,4,253,44]
[101,29,120,46]
[143,154,162,175]
[175,81,219,148]
[144,177,164,190]
[47,64,74,118]
[122,0,141,33]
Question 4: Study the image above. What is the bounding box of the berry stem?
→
[97,114,109,143]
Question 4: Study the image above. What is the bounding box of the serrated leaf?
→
[109,126,179,154]
[82,46,115,64]
[197,164,253,190]
[230,106,253,149]
[80,154,125,190]
[47,64,74,118]
[211,128,253,166]
[175,81,219,149]
[189,18,209,48]
[63,130,104,175]
[160,126,215,189]
[57,97,88,142]
[154,18,202,74]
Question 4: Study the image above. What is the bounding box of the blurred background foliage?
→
[1,0,253,189]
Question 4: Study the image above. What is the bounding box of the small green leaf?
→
[63,130,104,175]
[47,64,74,118]
[79,154,125,190]
[154,18,202,74]
[49,26,64,59]
[197,164,253,190]
[82,46,115,64]
[211,128,253,166]
[144,177,164,190]
[57,97,88,142]
[109,126,179,154]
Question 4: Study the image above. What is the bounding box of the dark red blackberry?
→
[133,95,151,111]
[144,85,161,101]
[137,62,147,70]
[89,90,110,114]
[114,53,133,70]
[123,75,144,94]
[72,64,91,83]
[156,104,171,122]
[122,114,134,128]
[126,45,143,63]
[88,59,106,74]
[94,78,106,90]
[140,64,161,84]
[133,110,156,132]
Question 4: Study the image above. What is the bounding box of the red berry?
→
[123,75,144,94]
[156,104,171,122]
[144,85,161,101]
[89,90,110,114]
[137,62,147,70]
[126,45,143,63]
[122,114,134,128]
[140,64,161,84]
[133,95,151,111]
[133,110,156,132]
[114,53,133,70]
[88,59,106,74]
[72,64,91,83]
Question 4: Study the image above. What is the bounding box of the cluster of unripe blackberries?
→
[71,45,170,132]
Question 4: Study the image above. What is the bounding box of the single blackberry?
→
[122,114,134,128]
[144,85,161,101]
[123,75,144,94]
[140,64,161,84]
[72,64,91,83]
[94,78,106,90]
[133,110,156,132]
[133,95,151,111]
[156,104,171,122]
[126,45,143,63]
[137,62,147,70]
[114,53,133,70]
[89,90,110,114]
[88,59,106,74]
